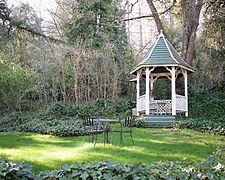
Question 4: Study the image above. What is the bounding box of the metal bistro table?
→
[92,117,118,147]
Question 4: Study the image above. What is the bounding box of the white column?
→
[145,67,150,115]
[171,67,176,115]
[184,69,188,117]
[150,75,154,99]
[136,71,140,116]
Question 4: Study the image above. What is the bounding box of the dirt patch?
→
[164,137,178,141]
[149,130,158,133]
[153,133,164,136]
[181,135,192,139]
[212,139,225,143]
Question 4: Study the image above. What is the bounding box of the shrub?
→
[0,54,32,112]
[176,117,225,136]
[0,158,35,180]
[47,103,67,117]
[0,112,24,132]
[134,116,146,127]
[66,105,78,117]
[18,118,92,137]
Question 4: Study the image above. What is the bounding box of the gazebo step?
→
[139,115,175,127]
[145,121,174,127]
[143,115,175,121]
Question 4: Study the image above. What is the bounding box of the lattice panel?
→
[150,100,172,114]
[176,95,187,111]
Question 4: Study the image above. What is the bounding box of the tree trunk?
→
[146,0,164,33]
[181,0,203,65]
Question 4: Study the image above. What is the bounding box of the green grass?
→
[0,127,224,173]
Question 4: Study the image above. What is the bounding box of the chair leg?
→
[130,131,135,145]
[88,134,91,143]
[103,132,106,146]
[93,133,97,147]
[112,133,115,145]
[120,132,125,146]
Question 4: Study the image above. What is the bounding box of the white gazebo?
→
[131,31,194,117]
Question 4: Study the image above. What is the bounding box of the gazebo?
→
[131,31,194,118]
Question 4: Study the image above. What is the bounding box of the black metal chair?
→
[112,116,135,145]
[83,116,110,147]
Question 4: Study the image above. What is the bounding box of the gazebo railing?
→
[176,94,187,112]
[137,95,187,114]
[150,100,172,114]
[137,96,172,114]
[137,94,146,112]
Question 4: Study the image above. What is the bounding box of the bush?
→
[0,112,96,137]
[0,158,35,180]
[47,103,67,117]
[0,54,32,111]
[134,116,146,127]
[189,89,225,120]
[176,117,225,136]
[0,112,24,132]
[19,118,90,137]
[93,98,133,118]
[0,146,224,179]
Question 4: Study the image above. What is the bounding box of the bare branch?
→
[124,0,176,22]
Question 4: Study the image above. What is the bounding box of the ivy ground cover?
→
[0,128,224,173]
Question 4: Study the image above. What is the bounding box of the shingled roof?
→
[131,31,195,74]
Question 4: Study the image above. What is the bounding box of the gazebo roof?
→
[131,31,195,74]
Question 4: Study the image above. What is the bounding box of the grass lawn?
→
[0,127,224,173]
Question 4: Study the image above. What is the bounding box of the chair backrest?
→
[124,116,135,127]
[83,116,94,126]
[91,116,109,131]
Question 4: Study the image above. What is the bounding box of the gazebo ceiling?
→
[130,31,195,75]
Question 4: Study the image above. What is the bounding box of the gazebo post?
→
[136,71,140,116]
[145,67,150,115]
[184,69,188,117]
[150,75,154,99]
[171,67,176,115]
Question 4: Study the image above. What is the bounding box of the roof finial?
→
[158,29,165,38]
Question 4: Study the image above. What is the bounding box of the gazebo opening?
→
[153,78,171,100]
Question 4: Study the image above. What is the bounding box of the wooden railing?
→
[137,95,146,111]
[150,100,172,114]
[176,94,187,112]
[137,95,172,114]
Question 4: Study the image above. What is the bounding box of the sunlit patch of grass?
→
[0,128,224,173]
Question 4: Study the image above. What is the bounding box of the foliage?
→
[179,80,225,135]
[67,104,88,119]
[0,158,35,180]
[188,89,225,119]
[0,98,133,136]
[176,117,225,136]
[0,54,32,112]
[92,98,133,118]
[0,0,134,113]
[47,102,67,117]
[133,116,146,128]
[0,145,224,179]
[0,115,93,137]
[65,0,125,47]
[19,119,90,137]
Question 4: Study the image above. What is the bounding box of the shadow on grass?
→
[0,129,223,173]
[0,132,84,149]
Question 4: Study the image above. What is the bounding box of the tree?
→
[145,0,203,65]
[146,0,164,33]
[181,0,203,65]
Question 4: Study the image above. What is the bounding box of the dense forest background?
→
[0,0,224,126]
